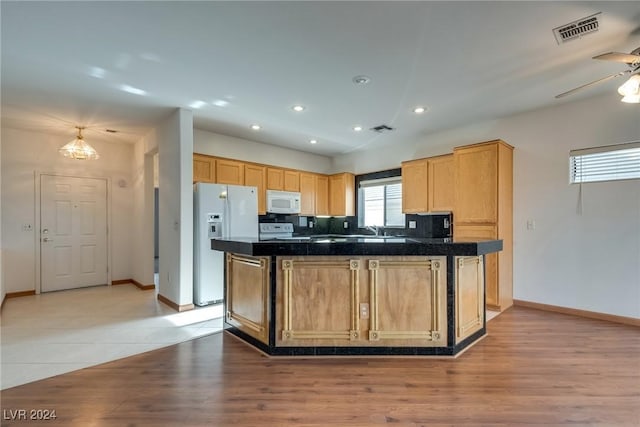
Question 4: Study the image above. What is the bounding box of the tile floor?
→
[0,284,223,390]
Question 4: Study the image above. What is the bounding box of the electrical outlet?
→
[343,221,349,229]
[408,220,417,229]
[360,303,369,319]
[526,219,536,230]
[309,221,314,228]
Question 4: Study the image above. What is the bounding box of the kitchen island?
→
[211,236,502,357]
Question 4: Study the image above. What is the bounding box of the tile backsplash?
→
[258,213,452,238]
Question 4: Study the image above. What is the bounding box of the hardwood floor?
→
[1,306,638,426]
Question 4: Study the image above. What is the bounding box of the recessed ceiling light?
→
[352,75,371,85]
[292,105,305,112]
[213,99,229,107]
[250,124,261,131]
[119,84,147,96]
[189,100,207,109]
[353,125,363,132]
[413,106,427,114]
[309,139,317,144]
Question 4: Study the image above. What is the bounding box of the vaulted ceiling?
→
[2,1,639,156]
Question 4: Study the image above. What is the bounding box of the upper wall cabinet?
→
[428,155,454,212]
[329,173,355,216]
[267,167,284,190]
[216,159,245,185]
[315,175,329,216]
[244,164,267,214]
[454,141,512,224]
[193,154,216,183]
[299,172,316,216]
[401,158,429,213]
[284,170,300,192]
[401,154,453,213]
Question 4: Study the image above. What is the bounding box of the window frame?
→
[569,141,640,184]
[355,168,404,228]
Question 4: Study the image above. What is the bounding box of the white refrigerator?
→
[193,182,258,306]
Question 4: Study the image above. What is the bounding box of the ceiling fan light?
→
[620,94,640,103]
[617,75,640,96]
[59,127,100,160]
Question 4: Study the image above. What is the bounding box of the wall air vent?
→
[553,12,601,44]
[370,124,395,133]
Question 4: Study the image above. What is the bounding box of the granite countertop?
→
[211,235,502,256]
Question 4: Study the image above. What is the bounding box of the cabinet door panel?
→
[193,154,216,183]
[315,175,329,216]
[267,168,284,190]
[402,159,429,213]
[284,170,300,192]
[216,159,244,185]
[428,155,454,212]
[299,172,316,215]
[329,173,355,216]
[454,145,497,223]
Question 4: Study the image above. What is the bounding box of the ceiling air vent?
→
[553,12,601,44]
[370,124,395,133]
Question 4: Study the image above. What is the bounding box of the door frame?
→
[34,171,112,294]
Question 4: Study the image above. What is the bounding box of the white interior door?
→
[40,175,108,292]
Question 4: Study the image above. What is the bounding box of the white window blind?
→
[570,142,640,184]
[359,177,404,227]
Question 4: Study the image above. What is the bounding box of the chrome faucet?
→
[365,225,380,236]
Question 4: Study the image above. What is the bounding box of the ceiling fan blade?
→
[555,70,630,99]
[593,52,640,64]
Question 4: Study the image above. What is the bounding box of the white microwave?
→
[266,190,301,214]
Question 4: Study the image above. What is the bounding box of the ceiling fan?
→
[555,47,640,103]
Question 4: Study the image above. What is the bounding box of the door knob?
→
[42,237,52,242]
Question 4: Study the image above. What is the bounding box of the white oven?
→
[266,190,301,214]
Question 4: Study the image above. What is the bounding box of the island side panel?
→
[455,256,485,343]
[225,253,271,344]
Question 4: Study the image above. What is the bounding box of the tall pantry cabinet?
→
[453,140,513,311]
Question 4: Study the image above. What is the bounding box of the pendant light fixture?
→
[58,126,100,160]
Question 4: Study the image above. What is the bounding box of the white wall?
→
[194,129,332,173]
[334,93,640,318]
[130,130,157,287]
[0,127,134,293]
[157,109,194,307]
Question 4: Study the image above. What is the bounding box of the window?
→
[570,142,640,184]
[358,175,404,227]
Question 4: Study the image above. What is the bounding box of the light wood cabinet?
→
[402,154,453,213]
[275,256,447,348]
[267,167,284,190]
[455,256,484,343]
[216,159,244,185]
[329,173,355,216]
[428,155,454,212]
[454,140,513,311]
[402,158,429,213]
[244,164,267,214]
[315,175,329,216]
[284,170,300,192]
[299,172,316,215]
[193,154,216,183]
[225,254,270,344]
